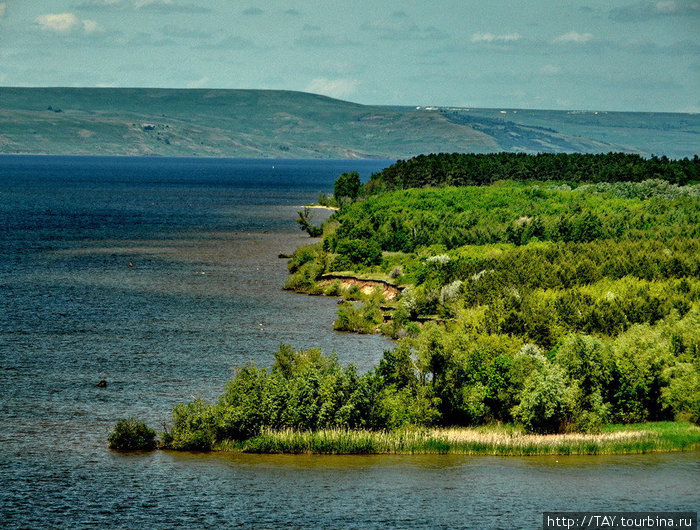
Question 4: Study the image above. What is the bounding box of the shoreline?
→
[301,204,340,211]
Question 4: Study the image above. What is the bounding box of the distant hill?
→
[0,88,697,159]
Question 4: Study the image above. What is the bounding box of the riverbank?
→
[302,204,340,211]
[214,422,700,456]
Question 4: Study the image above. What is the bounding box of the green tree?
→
[512,362,579,433]
[334,171,362,201]
[297,207,323,237]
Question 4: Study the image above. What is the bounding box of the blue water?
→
[0,156,697,528]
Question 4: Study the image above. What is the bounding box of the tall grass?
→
[215,423,700,456]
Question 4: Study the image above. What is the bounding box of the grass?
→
[213,422,700,456]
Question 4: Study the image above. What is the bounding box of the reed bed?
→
[216,423,700,456]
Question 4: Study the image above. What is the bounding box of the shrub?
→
[512,363,579,434]
[335,239,383,267]
[334,300,383,333]
[108,418,157,451]
[163,399,216,451]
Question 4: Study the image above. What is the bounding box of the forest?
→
[362,152,700,192]
[111,153,699,452]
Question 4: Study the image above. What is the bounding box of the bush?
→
[163,399,216,451]
[108,418,157,451]
[334,300,383,333]
[512,363,579,434]
[335,239,383,267]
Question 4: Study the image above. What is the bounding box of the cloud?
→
[35,13,102,34]
[242,7,264,15]
[0,3,6,19]
[610,1,700,21]
[305,78,358,99]
[470,32,521,43]
[553,31,594,43]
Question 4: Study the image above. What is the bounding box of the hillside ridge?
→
[1,87,697,159]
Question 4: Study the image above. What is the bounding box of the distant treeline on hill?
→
[365,152,700,192]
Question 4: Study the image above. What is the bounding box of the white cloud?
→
[471,32,521,43]
[554,31,594,43]
[35,13,102,34]
[82,19,102,34]
[305,78,358,99]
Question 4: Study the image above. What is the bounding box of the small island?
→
[111,152,700,455]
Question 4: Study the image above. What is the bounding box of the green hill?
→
[0,87,697,158]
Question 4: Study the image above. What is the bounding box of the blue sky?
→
[1,1,698,112]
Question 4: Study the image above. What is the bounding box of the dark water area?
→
[1,156,697,528]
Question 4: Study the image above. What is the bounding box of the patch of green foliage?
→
[334,171,362,202]
[108,418,157,451]
[274,164,699,436]
[364,152,699,193]
[326,182,699,253]
[160,346,390,450]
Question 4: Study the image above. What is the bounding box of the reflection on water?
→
[0,156,697,528]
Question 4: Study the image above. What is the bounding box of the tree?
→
[334,171,362,201]
[297,207,323,237]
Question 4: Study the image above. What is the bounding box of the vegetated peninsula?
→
[111,152,700,455]
[2,87,699,159]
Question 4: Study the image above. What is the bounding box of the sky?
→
[1,0,698,112]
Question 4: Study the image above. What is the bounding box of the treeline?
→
[156,297,697,450]
[322,181,699,256]
[364,152,699,192]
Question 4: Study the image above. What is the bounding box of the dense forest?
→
[363,152,700,192]
[111,152,699,452]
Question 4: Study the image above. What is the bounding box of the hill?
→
[0,87,697,158]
